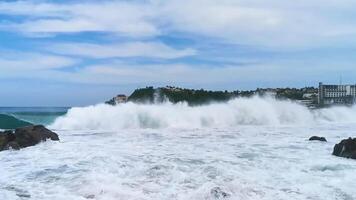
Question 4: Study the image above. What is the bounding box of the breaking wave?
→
[0,114,32,129]
[50,96,356,130]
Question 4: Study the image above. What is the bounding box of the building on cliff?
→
[105,94,127,105]
[114,94,127,104]
[318,82,356,106]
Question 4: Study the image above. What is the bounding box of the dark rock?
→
[6,141,21,150]
[0,125,59,151]
[210,187,231,199]
[333,137,356,159]
[0,130,15,150]
[309,136,327,142]
[14,125,59,148]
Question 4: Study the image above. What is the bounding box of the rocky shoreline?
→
[0,125,59,151]
[332,138,356,159]
[309,135,356,160]
[1,126,355,162]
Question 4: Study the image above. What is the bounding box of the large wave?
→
[0,114,33,129]
[50,96,356,130]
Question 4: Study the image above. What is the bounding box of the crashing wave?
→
[50,96,356,130]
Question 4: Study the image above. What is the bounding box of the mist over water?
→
[51,96,356,130]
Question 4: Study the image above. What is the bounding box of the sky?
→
[1,0,356,106]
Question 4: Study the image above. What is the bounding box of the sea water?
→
[1,97,356,200]
[0,107,68,128]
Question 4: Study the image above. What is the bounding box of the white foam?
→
[2,98,356,199]
[1,126,356,199]
[50,96,356,130]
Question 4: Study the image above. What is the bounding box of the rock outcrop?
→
[309,136,327,142]
[0,125,59,151]
[332,137,356,159]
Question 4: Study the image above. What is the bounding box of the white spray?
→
[50,96,356,130]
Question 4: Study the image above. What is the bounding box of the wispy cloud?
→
[0,1,158,37]
[1,0,356,106]
[1,0,356,47]
[47,42,196,59]
[0,51,78,72]
[2,57,353,86]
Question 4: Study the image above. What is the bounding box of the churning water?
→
[1,97,356,200]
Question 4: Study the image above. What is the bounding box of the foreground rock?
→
[332,138,356,159]
[0,125,59,151]
[309,136,327,142]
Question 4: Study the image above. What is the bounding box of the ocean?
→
[0,107,69,129]
[1,96,356,199]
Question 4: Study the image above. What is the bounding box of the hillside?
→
[106,86,318,106]
[127,86,239,105]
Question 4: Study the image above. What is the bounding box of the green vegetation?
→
[128,86,237,105]
[275,87,317,100]
[127,86,156,103]
[107,86,319,106]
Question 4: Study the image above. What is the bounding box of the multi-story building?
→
[105,94,127,105]
[114,94,127,104]
[318,82,356,106]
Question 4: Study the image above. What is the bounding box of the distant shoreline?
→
[106,86,320,107]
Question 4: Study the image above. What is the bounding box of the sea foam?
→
[2,97,356,199]
[50,96,356,130]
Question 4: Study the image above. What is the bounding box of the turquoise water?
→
[0,107,69,129]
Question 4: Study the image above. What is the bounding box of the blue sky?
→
[1,0,356,106]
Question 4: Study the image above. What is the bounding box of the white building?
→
[318,82,356,105]
[114,94,127,104]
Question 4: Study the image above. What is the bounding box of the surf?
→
[51,96,356,131]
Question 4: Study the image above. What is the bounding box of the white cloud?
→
[0,1,158,37]
[34,60,355,85]
[47,42,196,59]
[0,51,78,72]
[154,0,356,47]
[1,52,355,87]
[1,0,356,47]
[158,1,282,35]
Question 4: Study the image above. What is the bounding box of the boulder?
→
[14,125,59,148]
[6,141,21,150]
[332,137,356,159]
[309,136,327,142]
[0,125,59,151]
[0,131,16,150]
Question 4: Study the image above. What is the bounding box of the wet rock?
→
[309,136,327,142]
[333,137,356,159]
[210,187,231,199]
[0,131,15,150]
[14,125,59,148]
[6,141,21,150]
[0,125,59,151]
